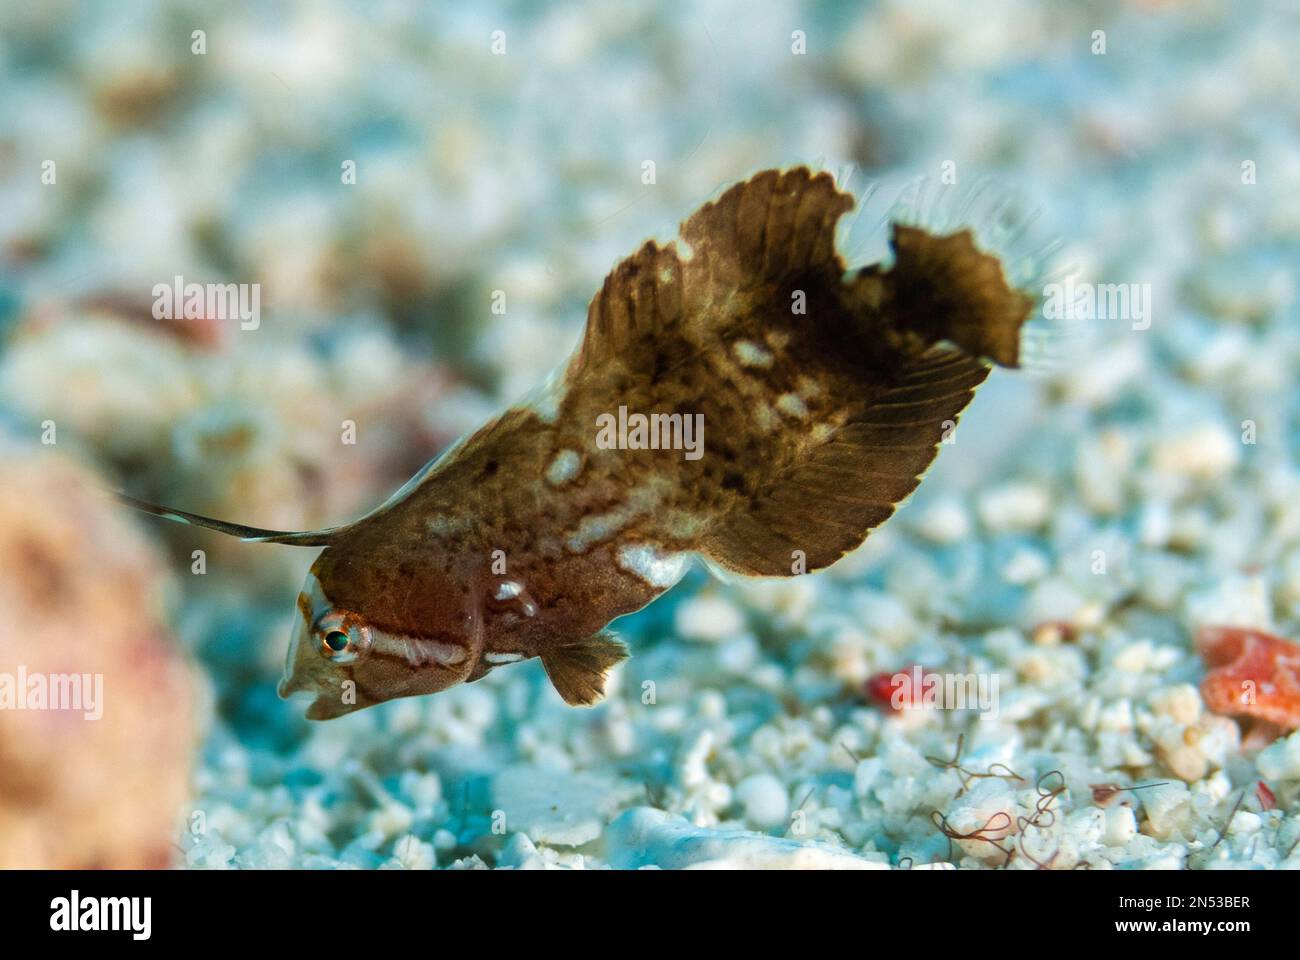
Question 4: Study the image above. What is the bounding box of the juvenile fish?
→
[122,168,1034,718]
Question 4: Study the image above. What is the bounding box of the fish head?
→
[278,547,485,720]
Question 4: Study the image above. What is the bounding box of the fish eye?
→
[314,615,371,663]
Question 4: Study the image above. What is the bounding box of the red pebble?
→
[1256,780,1277,811]
[1196,625,1300,731]
[864,665,929,711]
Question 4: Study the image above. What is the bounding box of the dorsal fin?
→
[574,167,853,371]
[114,491,344,546]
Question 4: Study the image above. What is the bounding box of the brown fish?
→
[121,167,1034,719]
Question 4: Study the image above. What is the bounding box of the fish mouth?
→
[278,601,357,718]
[277,666,345,719]
[278,682,351,720]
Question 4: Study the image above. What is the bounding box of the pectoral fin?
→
[540,632,629,706]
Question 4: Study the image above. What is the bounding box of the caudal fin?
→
[854,224,1034,368]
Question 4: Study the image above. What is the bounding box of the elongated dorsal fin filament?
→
[114,491,342,546]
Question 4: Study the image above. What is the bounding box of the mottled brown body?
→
[124,167,1034,718]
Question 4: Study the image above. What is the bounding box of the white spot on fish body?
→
[566,507,633,553]
[400,635,466,667]
[564,486,661,554]
[615,543,692,588]
[776,393,808,419]
[733,339,774,369]
[546,449,582,486]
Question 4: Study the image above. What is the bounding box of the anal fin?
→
[702,347,993,577]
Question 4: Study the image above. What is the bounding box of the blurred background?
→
[1,0,1298,869]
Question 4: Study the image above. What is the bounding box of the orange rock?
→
[0,450,197,868]
[1196,626,1300,732]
